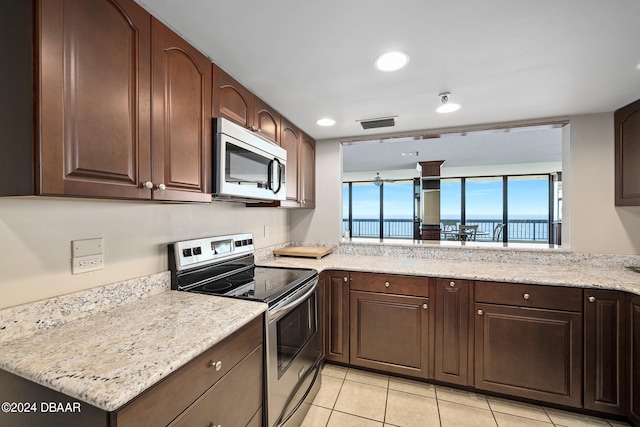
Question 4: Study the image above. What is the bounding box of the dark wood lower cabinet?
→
[474,303,582,408]
[584,290,626,415]
[630,295,640,425]
[350,290,429,378]
[325,271,350,364]
[434,278,471,386]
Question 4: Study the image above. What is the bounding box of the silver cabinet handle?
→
[588,296,596,303]
[142,181,153,190]
[523,293,530,300]
[211,360,222,371]
[423,303,428,309]
[477,309,483,315]
[449,281,455,287]
[385,281,390,288]
[157,183,166,191]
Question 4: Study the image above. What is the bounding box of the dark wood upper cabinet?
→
[151,18,211,202]
[584,290,626,415]
[615,98,640,206]
[280,117,300,203]
[2,0,211,201]
[39,0,152,199]
[254,97,281,144]
[434,278,471,386]
[299,132,316,209]
[213,65,253,129]
[629,294,640,426]
[212,65,280,145]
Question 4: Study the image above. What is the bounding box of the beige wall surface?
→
[568,113,640,254]
[0,198,289,308]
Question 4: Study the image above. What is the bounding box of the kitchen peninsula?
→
[260,240,640,425]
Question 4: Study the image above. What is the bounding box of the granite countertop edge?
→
[258,253,640,296]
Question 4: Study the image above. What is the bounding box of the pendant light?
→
[436,92,461,113]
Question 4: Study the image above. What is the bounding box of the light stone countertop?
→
[0,290,267,412]
[259,253,640,296]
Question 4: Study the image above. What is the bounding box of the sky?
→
[344,177,550,220]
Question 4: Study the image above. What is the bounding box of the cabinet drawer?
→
[475,281,582,312]
[350,272,429,297]
[169,345,263,427]
[116,315,263,427]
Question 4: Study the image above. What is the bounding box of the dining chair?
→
[441,221,458,240]
[459,225,478,241]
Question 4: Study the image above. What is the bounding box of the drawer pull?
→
[523,293,530,300]
[449,281,455,287]
[423,303,428,310]
[385,281,390,288]
[211,361,222,371]
[343,276,348,282]
[477,309,483,315]
[208,423,221,427]
[588,296,596,303]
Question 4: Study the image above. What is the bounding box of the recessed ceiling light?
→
[375,51,410,72]
[401,151,418,157]
[316,118,336,126]
[435,92,461,113]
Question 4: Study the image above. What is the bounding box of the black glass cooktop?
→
[180,265,316,306]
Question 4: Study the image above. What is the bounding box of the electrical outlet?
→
[72,254,104,274]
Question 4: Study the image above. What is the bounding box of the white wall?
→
[297,113,640,256]
[0,198,289,308]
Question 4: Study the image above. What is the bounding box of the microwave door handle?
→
[267,158,275,191]
[272,158,283,194]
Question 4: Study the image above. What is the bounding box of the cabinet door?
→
[615,98,640,206]
[584,290,626,415]
[151,18,211,202]
[434,279,471,386]
[39,0,151,199]
[253,97,280,144]
[325,271,350,363]
[280,117,299,203]
[630,294,640,425]
[299,132,316,208]
[168,345,263,427]
[475,303,582,407]
[213,65,253,129]
[350,290,429,378]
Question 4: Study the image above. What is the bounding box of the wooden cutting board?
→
[273,246,333,259]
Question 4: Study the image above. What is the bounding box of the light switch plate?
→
[72,238,103,257]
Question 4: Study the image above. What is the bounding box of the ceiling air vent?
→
[358,117,396,130]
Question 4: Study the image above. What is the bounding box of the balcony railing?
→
[342,218,549,242]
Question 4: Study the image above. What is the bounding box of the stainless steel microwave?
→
[213,118,286,202]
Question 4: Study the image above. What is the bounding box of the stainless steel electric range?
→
[169,233,322,427]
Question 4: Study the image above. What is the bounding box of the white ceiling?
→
[136,0,640,142]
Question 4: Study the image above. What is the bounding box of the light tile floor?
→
[301,364,632,427]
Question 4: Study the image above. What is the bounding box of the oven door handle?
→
[268,279,318,321]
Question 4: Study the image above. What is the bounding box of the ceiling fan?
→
[373,172,396,186]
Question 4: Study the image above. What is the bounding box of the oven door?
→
[266,278,322,427]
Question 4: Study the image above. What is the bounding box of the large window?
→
[508,176,549,242]
[343,180,414,239]
[465,177,504,239]
[345,174,553,243]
